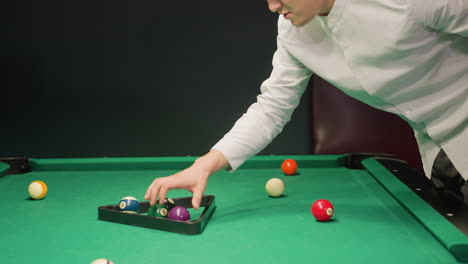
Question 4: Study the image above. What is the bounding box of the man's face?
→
[266,0,334,27]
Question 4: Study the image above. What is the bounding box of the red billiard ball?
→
[311,199,334,221]
[281,159,298,175]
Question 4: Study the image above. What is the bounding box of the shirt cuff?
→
[211,139,250,172]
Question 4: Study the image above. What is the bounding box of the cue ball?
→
[265,178,284,197]
[281,159,298,175]
[119,196,140,213]
[311,199,334,221]
[90,259,114,264]
[28,180,48,200]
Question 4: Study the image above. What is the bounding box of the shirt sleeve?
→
[412,0,468,36]
[212,37,312,171]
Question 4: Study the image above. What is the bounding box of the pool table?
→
[1,154,467,264]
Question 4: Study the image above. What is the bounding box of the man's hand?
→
[144,149,229,209]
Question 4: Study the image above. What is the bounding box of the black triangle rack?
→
[98,195,216,235]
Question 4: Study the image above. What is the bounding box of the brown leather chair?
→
[310,76,424,173]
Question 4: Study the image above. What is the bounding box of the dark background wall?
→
[2,0,311,158]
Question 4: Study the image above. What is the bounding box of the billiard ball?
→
[90,258,114,264]
[168,206,190,221]
[148,203,169,218]
[163,197,176,211]
[311,199,334,221]
[281,159,298,175]
[28,180,48,200]
[265,178,284,197]
[119,196,140,213]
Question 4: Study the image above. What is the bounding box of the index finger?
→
[158,185,169,205]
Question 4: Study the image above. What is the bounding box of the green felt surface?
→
[363,158,468,261]
[0,162,9,177]
[0,155,465,264]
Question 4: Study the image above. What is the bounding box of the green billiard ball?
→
[148,204,168,218]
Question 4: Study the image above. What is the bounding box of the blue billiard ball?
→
[119,196,140,213]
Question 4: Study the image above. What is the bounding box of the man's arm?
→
[212,36,312,171]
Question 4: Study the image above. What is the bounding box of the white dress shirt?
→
[213,0,468,180]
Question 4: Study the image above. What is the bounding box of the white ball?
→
[265,178,284,197]
[28,181,48,200]
[90,259,114,264]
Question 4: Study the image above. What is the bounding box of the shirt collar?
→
[322,0,346,28]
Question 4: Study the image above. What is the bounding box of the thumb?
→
[192,191,203,210]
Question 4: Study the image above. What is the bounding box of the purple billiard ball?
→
[168,206,190,221]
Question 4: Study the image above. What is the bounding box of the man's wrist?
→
[194,149,229,175]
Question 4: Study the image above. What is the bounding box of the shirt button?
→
[359,74,367,80]
[343,41,350,48]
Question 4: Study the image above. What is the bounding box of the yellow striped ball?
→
[28,180,48,200]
